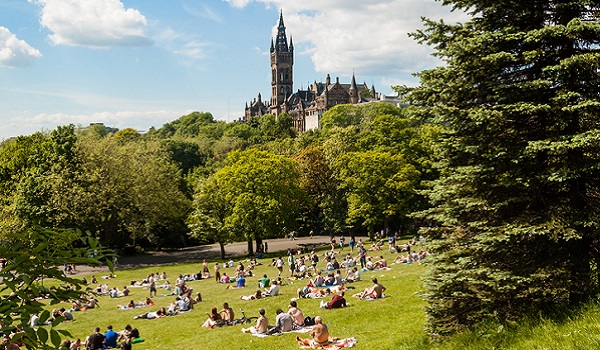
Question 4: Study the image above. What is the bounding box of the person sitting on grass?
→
[104,325,118,348]
[311,271,325,287]
[240,289,262,301]
[296,316,329,347]
[352,278,386,299]
[259,274,271,288]
[264,280,280,297]
[201,307,224,328]
[116,325,139,343]
[344,267,360,283]
[227,275,246,289]
[242,308,269,335]
[287,300,305,328]
[85,297,100,309]
[320,291,347,309]
[219,302,235,325]
[373,256,387,269]
[267,308,293,335]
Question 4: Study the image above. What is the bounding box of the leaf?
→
[50,329,62,347]
[37,326,48,344]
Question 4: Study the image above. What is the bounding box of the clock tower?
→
[269,11,294,116]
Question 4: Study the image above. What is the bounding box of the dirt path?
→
[74,235,369,276]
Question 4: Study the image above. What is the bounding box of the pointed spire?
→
[275,10,289,52]
[270,37,274,53]
[290,35,294,51]
[350,73,358,91]
[349,73,359,104]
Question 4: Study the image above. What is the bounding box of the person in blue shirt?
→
[104,325,118,348]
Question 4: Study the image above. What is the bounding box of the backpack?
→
[304,316,315,326]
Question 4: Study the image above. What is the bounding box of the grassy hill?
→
[50,243,600,349]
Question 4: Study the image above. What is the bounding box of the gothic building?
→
[244,11,378,132]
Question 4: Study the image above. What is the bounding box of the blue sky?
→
[0,0,466,140]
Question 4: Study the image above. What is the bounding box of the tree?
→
[190,149,305,255]
[0,227,110,349]
[404,0,600,337]
[188,177,233,259]
[67,137,191,247]
[334,151,420,238]
[295,146,343,235]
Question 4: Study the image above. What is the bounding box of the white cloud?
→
[30,0,152,48]
[0,27,42,68]
[223,0,252,9]
[231,0,468,79]
[183,2,224,23]
[174,40,209,60]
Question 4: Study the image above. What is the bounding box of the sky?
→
[0,0,467,140]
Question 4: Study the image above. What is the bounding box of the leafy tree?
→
[113,128,141,143]
[160,139,205,175]
[0,227,110,349]
[191,149,305,255]
[150,111,215,138]
[320,102,404,130]
[50,136,191,247]
[295,146,343,235]
[334,151,420,237]
[188,177,234,259]
[404,0,600,337]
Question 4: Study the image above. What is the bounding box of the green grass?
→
[51,245,428,349]
[49,244,600,350]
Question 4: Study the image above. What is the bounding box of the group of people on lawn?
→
[50,236,391,349]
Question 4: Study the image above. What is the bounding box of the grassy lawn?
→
[51,243,428,349]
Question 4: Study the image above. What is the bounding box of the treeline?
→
[0,103,439,253]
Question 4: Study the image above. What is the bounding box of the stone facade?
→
[244,12,379,132]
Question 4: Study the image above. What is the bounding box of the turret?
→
[349,73,359,104]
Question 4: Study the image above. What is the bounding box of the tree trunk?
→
[219,242,226,260]
[256,236,263,253]
[247,238,254,256]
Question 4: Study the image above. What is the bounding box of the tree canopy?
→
[403,0,600,337]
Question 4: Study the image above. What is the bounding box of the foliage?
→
[320,103,404,130]
[148,111,216,138]
[335,151,420,236]
[0,227,110,349]
[189,149,306,255]
[294,146,343,235]
[68,136,191,247]
[404,0,600,337]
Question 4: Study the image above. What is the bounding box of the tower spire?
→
[275,10,289,52]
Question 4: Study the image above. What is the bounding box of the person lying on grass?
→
[297,287,331,299]
[240,289,262,300]
[320,291,347,309]
[133,307,167,320]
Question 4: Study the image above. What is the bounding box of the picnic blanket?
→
[298,337,358,349]
[250,326,314,338]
